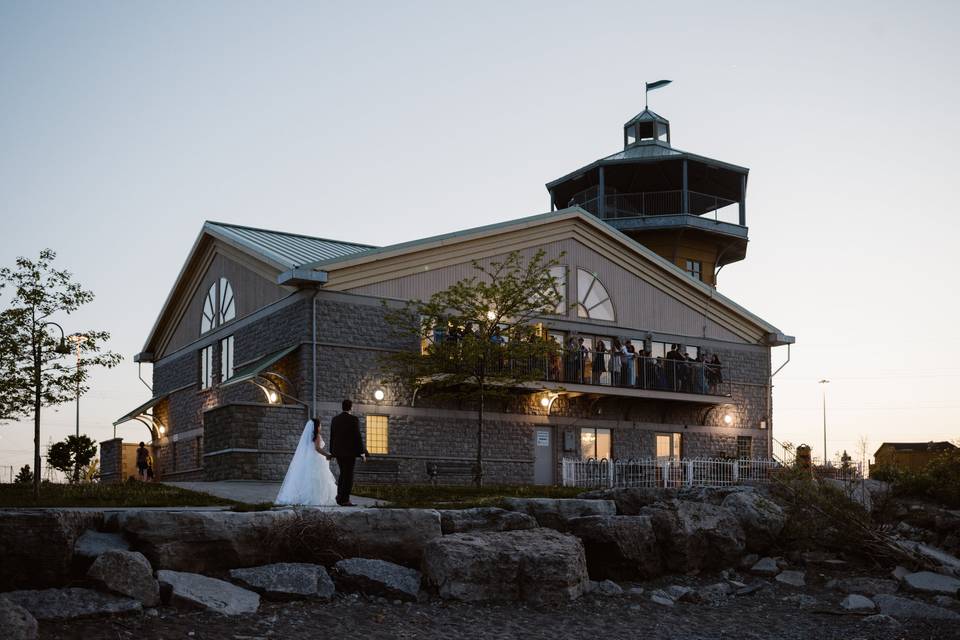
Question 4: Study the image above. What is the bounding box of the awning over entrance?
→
[114,394,167,427]
[220,344,299,389]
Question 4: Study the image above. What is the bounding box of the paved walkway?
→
[166,480,384,507]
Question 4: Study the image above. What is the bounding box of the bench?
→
[354,457,400,483]
[425,460,478,485]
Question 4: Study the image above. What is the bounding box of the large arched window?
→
[576,269,615,321]
[200,278,236,334]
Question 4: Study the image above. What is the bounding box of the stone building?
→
[106,105,793,485]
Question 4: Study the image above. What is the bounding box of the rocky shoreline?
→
[2,483,959,639]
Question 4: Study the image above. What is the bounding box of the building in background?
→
[870,441,957,474]
[106,105,793,485]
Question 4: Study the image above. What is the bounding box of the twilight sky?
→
[1,1,958,476]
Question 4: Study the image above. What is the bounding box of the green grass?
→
[0,480,238,508]
[352,483,584,509]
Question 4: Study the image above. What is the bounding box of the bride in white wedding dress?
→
[275,419,339,506]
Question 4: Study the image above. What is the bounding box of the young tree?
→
[14,464,33,484]
[47,434,97,482]
[381,250,563,486]
[0,250,121,497]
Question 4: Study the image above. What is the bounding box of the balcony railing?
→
[570,189,739,223]
[437,349,729,397]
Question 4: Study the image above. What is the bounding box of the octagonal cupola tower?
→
[547,102,749,287]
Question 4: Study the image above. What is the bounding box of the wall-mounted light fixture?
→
[723,413,734,426]
[373,388,385,402]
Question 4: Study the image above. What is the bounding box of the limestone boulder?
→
[841,594,875,611]
[775,570,805,588]
[677,484,755,506]
[157,570,259,615]
[874,594,960,621]
[3,588,141,620]
[333,558,421,602]
[117,508,441,572]
[439,508,537,535]
[577,488,675,514]
[422,528,588,605]
[566,515,660,580]
[827,576,899,596]
[902,571,960,597]
[639,501,746,572]
[501,498,615,532]
[73,530,130,570]
[229,563,335,600]
[720,491,785,553]
[0,511,102,590]
[0,596,38,640]
[87,550,159,606]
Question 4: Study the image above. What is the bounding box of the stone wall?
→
[99,438,122,483]
[203,403,307,481]
[146,291,775,483]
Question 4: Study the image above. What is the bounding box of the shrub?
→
[871,449,960,508]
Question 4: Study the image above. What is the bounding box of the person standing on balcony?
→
[593,340,607,384]
[610,338,624,386]
[625,339,637,387]
[578,337,589,383]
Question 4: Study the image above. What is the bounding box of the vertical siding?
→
[162,251,287,357]
[343,238,746,343]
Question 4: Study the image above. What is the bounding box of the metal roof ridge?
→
[204,220,377,249]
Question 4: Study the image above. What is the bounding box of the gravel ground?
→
[39,576,960,640]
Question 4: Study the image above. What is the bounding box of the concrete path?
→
[165,480,384,507]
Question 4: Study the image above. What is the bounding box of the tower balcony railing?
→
[570,189,739,224]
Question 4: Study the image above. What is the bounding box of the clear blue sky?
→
[1,1,958,475]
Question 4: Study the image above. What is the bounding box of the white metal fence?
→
[561,457,867,489]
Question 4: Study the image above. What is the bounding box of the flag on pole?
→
[644,79,672,108]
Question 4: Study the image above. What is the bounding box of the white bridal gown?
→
[275,420,339,506]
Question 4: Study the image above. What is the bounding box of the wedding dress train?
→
[275,420,339,506]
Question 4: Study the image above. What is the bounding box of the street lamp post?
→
[34,322,71,497]
[69,335,88,439]
[819,379,830,467]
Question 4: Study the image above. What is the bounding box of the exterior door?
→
[534,426,555,485]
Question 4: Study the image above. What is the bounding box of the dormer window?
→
[201,277,237,334]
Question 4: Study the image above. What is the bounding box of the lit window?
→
[576,269,615,321]
[656,433,682,460]
[685,259,702,281]
[737,436,752,460]
[220,336,234,382]
[366,415,389,455]
[580,427,611,460]
[200,278,237,334]
[200,345,214,389]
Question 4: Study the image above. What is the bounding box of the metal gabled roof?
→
[623,108,669,127]
[545,141,749,190]
[205,222,375,270]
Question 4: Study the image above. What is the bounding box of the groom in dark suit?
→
[329,398,367,506]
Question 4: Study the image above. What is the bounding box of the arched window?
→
[200,278,237,334]
[576,269,615,321]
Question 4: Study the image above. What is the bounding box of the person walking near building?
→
[329,399,368,507]
[136,442,149,481]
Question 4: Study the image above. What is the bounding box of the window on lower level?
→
[366,415,389,455]
[656,432,682,460]
[580,427,611,460]
[685,259,702,281]
[737,436,752,460]
[200,345,214,389]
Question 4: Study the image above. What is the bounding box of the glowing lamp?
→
[373,388,385,401]
[723,413,733,425]
[540,397,550,408]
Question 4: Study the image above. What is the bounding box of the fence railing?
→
[569,189,739,223]
[442,349,729,397]
[562,457,864,489]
